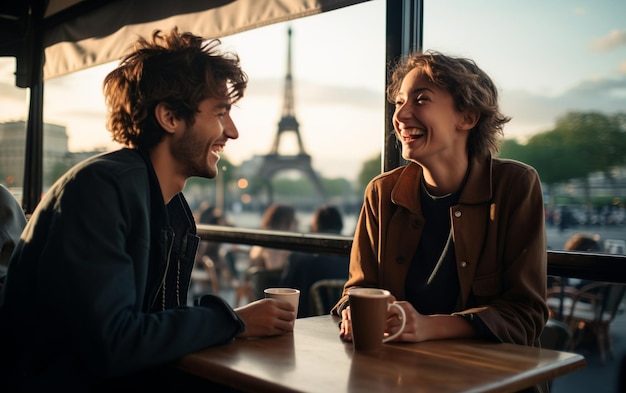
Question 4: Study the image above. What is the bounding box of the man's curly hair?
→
[103,27,248,149]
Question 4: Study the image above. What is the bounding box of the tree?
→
[499,111,626,205]
[358,153,381,193]
[321,177,354,197]
[47,161,72,187]
[524,132,587,185]
[499,139,527,162]
[549,112,626,174]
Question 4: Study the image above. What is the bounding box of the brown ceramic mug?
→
[348,288,406,351]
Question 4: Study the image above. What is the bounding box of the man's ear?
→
[154,102,178,135]
[459,110,479,131]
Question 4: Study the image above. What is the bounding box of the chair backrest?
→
[248,267,283,301]
[539,318,572,391]
[309,279,346,316]
[557,282,626,326]
[599,284,626,322]
[222,247,251,278]
[540,318,571,351]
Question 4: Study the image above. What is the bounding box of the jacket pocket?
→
[472,272,503,297]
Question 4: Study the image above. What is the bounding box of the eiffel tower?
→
[250,27,326,202]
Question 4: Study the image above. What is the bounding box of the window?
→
[423,0,626,255]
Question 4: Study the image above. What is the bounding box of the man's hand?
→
[235,298,295,338]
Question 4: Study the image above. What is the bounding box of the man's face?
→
[171,96,239,179]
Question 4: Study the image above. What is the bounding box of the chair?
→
[539,318,571,391]
[223,247,253,306]
[190,255,220,297]
[281,253,349,317]
[540,318,571,351]
[248,267,283,301]
[309,279,346,316]
[547,281,626,363]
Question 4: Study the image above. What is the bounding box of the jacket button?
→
[454,210,462,218]
[460,261,468,268]
[396,256,406,264]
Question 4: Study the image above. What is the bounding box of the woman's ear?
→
[459,110,479,131]
[154,102,179,135]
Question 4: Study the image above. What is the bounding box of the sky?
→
[423,0,626,138]
[1,0,625,181]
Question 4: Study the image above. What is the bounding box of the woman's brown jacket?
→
[333,156,548,346]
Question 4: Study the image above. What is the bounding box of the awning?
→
[0,0,392,213]
[0,0,368,82]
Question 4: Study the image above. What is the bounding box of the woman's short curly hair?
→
[103,27,248,149]
[386,50,510,158]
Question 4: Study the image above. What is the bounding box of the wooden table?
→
[176,315,585,393]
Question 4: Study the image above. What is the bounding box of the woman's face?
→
[392,68,470,167]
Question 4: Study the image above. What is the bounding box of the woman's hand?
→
[389,301,479,342]
[339,306,353,342]
[235,298,295,338]
[385,301,425,342]
[339,295,405,343]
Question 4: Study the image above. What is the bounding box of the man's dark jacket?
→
[0,148,244,392]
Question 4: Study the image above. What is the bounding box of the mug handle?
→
[383,303,406,343]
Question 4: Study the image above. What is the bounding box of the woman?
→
[243,203,298,302]
[248,203,298,271]
[333,50,548,348]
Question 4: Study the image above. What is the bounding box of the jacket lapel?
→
[453,156,493,307]
[384,164,423,297]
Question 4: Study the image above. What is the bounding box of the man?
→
[0,28,295,391]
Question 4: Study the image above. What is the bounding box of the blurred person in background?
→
[281,205,349,317]
[244,203,298,302]
[248,203,297,271]
[0,184,26,287]
[192,202,237,297]
[560,233,602,290]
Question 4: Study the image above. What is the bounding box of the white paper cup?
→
[264,287,300,323]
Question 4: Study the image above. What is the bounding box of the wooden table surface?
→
[176,315,585,393]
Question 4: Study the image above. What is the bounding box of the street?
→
[546,224,625,252]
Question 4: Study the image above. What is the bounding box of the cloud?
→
[0,80,28,121]
[50,107,106,122]
[591,29,626,52]
[0,80,27,101]
[245,77,382,109]
[501,74,626,139]
[567,76,626,96]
